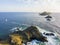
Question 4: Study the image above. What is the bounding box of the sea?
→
[0,12,60,45]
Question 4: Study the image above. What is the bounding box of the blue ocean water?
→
[0,12,40,36]
[0,12,60,36]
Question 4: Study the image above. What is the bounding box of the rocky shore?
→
[0,26,48,45]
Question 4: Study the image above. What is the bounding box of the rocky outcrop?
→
[23,26,48,42]
[8,26,48,45]
[0,26,48,45]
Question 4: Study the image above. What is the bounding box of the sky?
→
[0,0,60,12]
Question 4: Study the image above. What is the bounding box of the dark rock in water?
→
[43,32,54,36]
[45,15,52,18]
[40,12,51,16]
[45,15,52,21]
[46,18,51,21]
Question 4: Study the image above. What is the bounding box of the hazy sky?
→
[0,0,60,12]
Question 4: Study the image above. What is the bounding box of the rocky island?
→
[0,26,48,45]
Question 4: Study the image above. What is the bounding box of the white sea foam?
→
[36,26,60,45]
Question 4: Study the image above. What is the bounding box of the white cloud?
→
[0,0,60,12]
